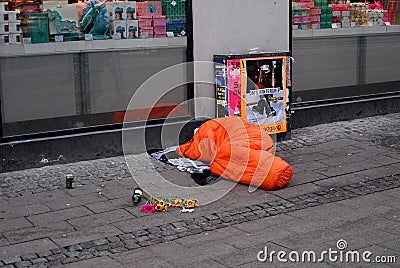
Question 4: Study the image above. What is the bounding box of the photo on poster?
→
[242,56,287,133]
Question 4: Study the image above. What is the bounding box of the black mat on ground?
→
[147,147,221,186]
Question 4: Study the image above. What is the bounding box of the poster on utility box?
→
[214,53,290,134]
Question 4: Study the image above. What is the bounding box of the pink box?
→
[310,15,320,22]
[140,26,153,38]
[137,1,162,16]
[310,22,320,29]
[301,16,310,23]
[153,20,166,27]
[154,27,166,34]
[309,8,321,15]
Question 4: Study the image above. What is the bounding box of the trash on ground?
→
[132,188,143,205]
[180,207,194,213]
[65,174,74,189]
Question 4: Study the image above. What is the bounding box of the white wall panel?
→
[192,0,290,118]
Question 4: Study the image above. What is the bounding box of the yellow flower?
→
[184,199,195,209]
[172,198,183,208]
[154,201,164,212]
[184,198,199,208]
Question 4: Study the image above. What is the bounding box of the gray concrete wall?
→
[192,0,290,118]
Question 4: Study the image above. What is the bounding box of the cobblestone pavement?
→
[0,113,399,267]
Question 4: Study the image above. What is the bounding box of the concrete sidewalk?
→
[0,113,399,267]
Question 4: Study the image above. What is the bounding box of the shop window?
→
[292,0,399,30]
[0,0,190,138]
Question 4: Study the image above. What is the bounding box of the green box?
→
[321,6,332,15]
[21,13,49,44]
[326,14,332,21]
[162,0,186,20]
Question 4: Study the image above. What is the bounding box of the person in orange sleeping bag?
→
[176,117,292,190]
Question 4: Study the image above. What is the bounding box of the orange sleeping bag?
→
[176,117,292,190]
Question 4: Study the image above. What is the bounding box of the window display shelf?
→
[0,37,187,57]
[293,25,400,38]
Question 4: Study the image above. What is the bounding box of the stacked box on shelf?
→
[330,4,348,28]
[367,9,385,26]
[107,1,126,21]
[138,15,153,28]
[309,7,321,29]
[111,20,127,39]
[166,20,186,36]
[125,2,137,20]
[20,13,49,43]
[140,26,153,38]
[137,1,166,38]
[107,1,138,39]
[137,14,153,38]
[320,6,332,28]
[292,1,313,30]
[127,20,138,39]
[349,2,367,27]
[126,2,138,39]
[137,1,162,16]
[153,15,166,38]
[107,1,125,39]
[292,2,301,30]
[340,9,352,28]
[388,1,398,25]
[137,16,166,38]
[161,0,186,21]
[0,5,22,45]
[341,8,350,28]
[137,1,155,38]
[314,0,327,8]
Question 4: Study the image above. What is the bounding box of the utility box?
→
[214,52,291,135]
